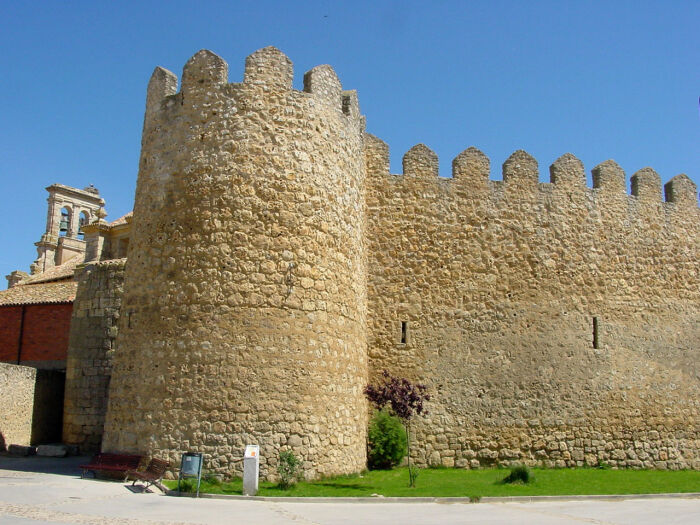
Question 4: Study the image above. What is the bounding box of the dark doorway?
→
[30,370,66,445]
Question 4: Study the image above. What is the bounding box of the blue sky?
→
[1,1,698,280]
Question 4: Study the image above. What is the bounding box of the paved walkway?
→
[1,456,699,524]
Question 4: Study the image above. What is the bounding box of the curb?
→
[166,491,700,504]
[480,492,700,503]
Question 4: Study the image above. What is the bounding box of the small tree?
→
[277,450,300,489]
[364,370,430,487]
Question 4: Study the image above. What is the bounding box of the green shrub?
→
[367,409,407,470]
[501,465,533,484]
[177,478,196,493]
[203,472,222,485]
[278,450,301,489]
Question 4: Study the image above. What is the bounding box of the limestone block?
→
[8,445,35,456]
[36,444,68,457]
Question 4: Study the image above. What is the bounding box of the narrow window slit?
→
[592,317,599,349]
[400,321,408,344]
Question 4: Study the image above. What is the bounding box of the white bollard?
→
[243,445,259,496]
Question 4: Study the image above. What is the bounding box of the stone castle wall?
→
[88,47,699,479]
[365,138,700,469]
[102,48,368,479]
[63,259,125,452]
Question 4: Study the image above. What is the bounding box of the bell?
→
[59,218,68,232]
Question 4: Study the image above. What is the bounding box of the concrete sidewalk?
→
[1,455,699,524]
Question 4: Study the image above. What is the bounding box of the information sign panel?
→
[178,452,204,497]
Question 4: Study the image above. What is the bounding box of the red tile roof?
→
[20,256,81,285]
[0,280,77,306]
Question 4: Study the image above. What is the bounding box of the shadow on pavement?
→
[125,484,155,494]
[0,453,89,477]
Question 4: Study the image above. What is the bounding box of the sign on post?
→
[243,445,259,496]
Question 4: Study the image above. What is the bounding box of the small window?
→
[400,321,408,344]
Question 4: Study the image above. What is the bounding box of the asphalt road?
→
[1,455,698,524]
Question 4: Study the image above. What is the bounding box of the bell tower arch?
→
[31,184,104,274]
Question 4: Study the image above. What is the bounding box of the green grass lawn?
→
[164,467,700,498]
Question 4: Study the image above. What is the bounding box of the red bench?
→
[80,453,143,479]
[126,457,169,491]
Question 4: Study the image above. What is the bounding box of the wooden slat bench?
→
[126,457,169,491]
[79,453,143,479]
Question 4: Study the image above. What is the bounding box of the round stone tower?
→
[102,48,368,479]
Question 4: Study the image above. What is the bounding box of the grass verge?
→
[164,467,700,498]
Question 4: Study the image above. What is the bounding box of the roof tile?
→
[0,280,77,306]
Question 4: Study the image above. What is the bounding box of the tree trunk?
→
[406,420,414,487]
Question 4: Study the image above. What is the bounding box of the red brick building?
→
[0,261,78,370]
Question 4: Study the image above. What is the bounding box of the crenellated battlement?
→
[139,46,700,216]
[364,134,699,214]
[665,174,697,207]
[631,167,662,202]
[182,49,228,94]
[502,150,539,189]
[403,144,439,178]
[592,159,626,194]
[244,46,293,90]
[303,64,342,107]
[549,153,586,190]
[142,47,363,133]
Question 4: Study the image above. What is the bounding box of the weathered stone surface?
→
[0,363,37,448]
[62,259,125,452]
[366,140,700,470]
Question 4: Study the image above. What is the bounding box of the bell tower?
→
[31,183,105,274]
